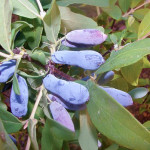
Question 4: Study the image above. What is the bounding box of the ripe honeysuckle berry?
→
[65,29,107,46]
[0,60,16,83]
[99,86,133,107]
[10,74,28,117]
[51,50,105,70]
[49,94,86,110]
[49,101,75,132]
[82,71,114,82]
[61,39,93,48]
[97,71,114,85]
[43,74,89,105]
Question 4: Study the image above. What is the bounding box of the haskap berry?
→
[97,71,114,85]
[65,29,107,46]
[49,101,75,132]
[99,86,133,107]
[51,50,105,70]
[43,74,89,105]
[10,74,28,117]
[49,94,86,110]
[61,39,93,48]
[0,60,16,83]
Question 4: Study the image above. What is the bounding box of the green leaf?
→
[129,87,149,99]
[121,59,143,86]
[105,144,119,150]
[57,0,109,7]
[138,11,150,39]
[95,39,150,75]
[0,119,18,150]
[133,8,150,21]
[47,118,75,141]
[59,6,97,33]
[0,0,12,53]
[41,119,63,150]
[43,0,61,43]
[143,57,150,68]
[0,107,22,134]
[18,70,48,79]
[79,109,98,150]
[102,5,122,20]
[11,21,33,49]
[143,121,150,131]
[27,78,42,90]
[131,0,142,8]
[31,50,46,65]
[21,18,43,49]
[11,0,40,19]
[119,0,131,13]
[86,81,150,150]
[106,77,128,92]
[12,74,20,95]
[28,119,39,150]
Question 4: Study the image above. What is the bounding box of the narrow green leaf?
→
[0,119,17,150]
[119,0,131,13]
[138,11,150,39]
[133,8,150,21]
[21,18,43,49]
[12,74,20,95]
[11,0,40,19]
[28,119,39,150]
[18,70,49,79]
[0,107,22,134]
[105,144,119,150]
[86,81,150,150]
[43,0,61,43]
[102,5,122,20]
[96,39,150,75]
[41,119,63,150]
[121,59,143,86]
[131,0,142,8]
[59,6,97,33]
[143,56,150,68]
[106,77,128,92]
[11,21,33,49]
[0,0,12,53]
[31,51,46,65]
[57,0,109,7]
[79,109,98,150]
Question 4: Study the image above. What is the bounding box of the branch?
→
[122,1,150,17]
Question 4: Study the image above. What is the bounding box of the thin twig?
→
[96,6,100,16]
[122,1,150,17]
[138,31,150,40]
[25,136,31,150]
[35,0,46,18]
[30,85,43,119]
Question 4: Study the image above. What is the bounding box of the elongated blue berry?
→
[43,74,89,105]
[66,29,107,46]
[51,50,105,70]
[97,71,114,85]
[99,86,133,107]
[49,101,75,132]
[49,94,86,110]
[10,75,28,117]
[0,60,16,83]
[61,39,93,48]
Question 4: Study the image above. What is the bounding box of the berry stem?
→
[30,85,44,119]
[35,0,46,18]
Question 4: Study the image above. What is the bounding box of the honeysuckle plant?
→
[0,0,150,150]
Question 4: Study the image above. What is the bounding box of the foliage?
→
[0,0,150,150]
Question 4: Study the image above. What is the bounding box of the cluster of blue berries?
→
[0,60,28,117]
[0,29,133,132]
[42,29,133,131]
